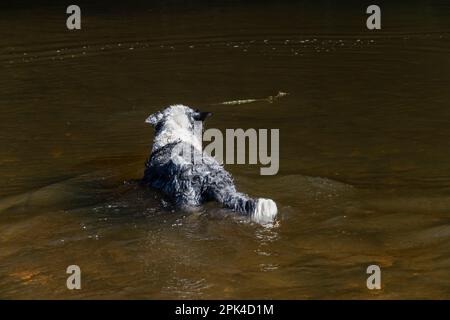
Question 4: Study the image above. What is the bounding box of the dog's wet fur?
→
[142,105,277,224]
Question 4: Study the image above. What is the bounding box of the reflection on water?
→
[1,1,450,299]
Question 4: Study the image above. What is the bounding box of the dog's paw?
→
[252,198,278,224]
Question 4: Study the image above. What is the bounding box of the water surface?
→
[1,1,450,299]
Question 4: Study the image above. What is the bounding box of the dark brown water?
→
[1,1,450,299]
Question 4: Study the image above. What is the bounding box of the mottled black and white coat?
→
[142,105,277,224]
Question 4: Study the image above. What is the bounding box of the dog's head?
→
[145,105,212,151]
[146,105,211,129]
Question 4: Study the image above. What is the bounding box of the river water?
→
[1,1,449,299]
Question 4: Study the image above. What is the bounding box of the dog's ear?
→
[193,111,212,121]
[145,111,164,126]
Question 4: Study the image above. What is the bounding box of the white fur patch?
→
[150,105,202,153]
[252,198,278,224]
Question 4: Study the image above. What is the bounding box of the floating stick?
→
[213,91,289,106]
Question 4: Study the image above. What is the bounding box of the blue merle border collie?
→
[142,104,277,224]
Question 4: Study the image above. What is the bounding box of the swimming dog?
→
[142,104,277,224]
